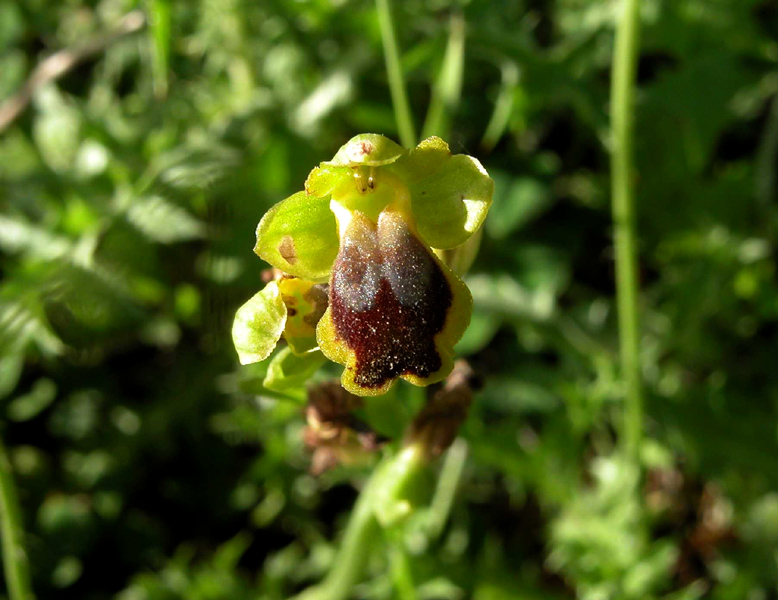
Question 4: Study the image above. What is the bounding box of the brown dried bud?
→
[303,381,384,475]
[405,360,476,459]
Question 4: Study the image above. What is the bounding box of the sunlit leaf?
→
[126,196,206,244]
[487,174,552,239]
[7,378,57,422]
[32,87,82,173]
[0,215,72,260]
[0,352,24,400]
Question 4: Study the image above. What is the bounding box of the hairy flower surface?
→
[233,134,493,396]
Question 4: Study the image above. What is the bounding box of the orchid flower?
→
[233,134,493,396]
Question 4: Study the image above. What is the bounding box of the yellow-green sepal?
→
[232,281,286,365]
[254,191,339,280]
[326,133,407,167]
[389,136,451,183]
[390,136,494,250]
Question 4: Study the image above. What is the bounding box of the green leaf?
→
[0,296,64,357]
[232,282,287,365]
[148,0,171,97]
[254,191,338,280]
[0,50,26,101]
[0,1,24,50]
[43,261,144,345]
[263,347,325,393]
[487,175,552,240]
[32,86,82,173]
[454,310,500,355]
[51,555,83,589]
[393,137,493,249]
[0,353,23,400]
[7,378,57,422]
[156,143,240,191]
[327,133,406,167]
[0,214,72,259]
[126,196,206,244]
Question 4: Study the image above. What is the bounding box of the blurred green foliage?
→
[1,0,778,598]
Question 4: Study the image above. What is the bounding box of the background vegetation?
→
[2,0,778,598]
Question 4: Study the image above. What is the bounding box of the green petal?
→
[255,191,339,280]
[232,281,287,365]
[391,137,494,250]
[327,134,407,167]
[277,277,328,355]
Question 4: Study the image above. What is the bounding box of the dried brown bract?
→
[406,359,476,459]
[303,381,384,475]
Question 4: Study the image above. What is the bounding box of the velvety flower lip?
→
[234,134,493,396]
[316,208,470,396]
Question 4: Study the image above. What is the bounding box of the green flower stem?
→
[388,536,417,600]
[293,477,378,600]
[294,445,427,600]
[0,435,34,600]
[375,0,417,147]
[424,438,467,540]
[480,60,519,152]
[373,444,427,526]
[610,0,643,464]
[756,91,778,238]
[422,12,466,140]
[148,0,172,99]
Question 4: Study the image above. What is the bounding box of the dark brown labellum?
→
[330,210,453,389]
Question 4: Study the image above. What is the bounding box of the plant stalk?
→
[756,91,778,239]
[424,438,467,540]
[148,0,172,99]
[0,435,34,600]
[480,60,519,152]
[293,445,427,600]
[388,536,417,600]
[610,0,643,464]
[375,0,417,147]
[422,12,466,140]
